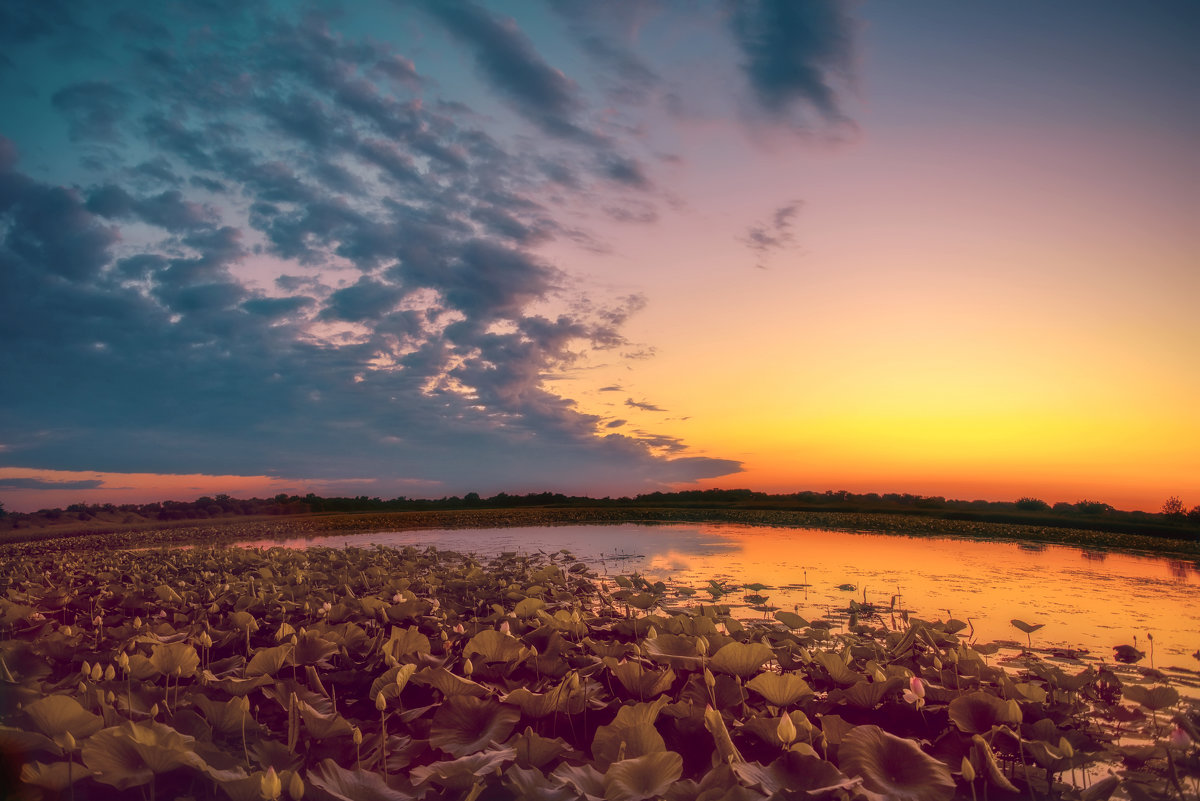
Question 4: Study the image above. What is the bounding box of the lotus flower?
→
[903,677,925,709]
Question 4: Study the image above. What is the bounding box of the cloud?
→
[0,477,105,490]
[727,0,854,124]
[51,82,133,142]
[419,0,590,142]
[626,398,666,413]
[0,2,800,497]
[741,199,803,268]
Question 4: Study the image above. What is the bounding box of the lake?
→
[238,521,1200,671]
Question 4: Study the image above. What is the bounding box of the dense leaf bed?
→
[1,541,1197,800]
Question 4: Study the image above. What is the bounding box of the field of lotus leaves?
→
[1,531,1198,800]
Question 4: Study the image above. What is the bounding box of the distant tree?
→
[0,500,6,517]
[1073,500,1114,515]
[1161,496,1185,517]
[1189,505,1200,524]
[1015,497,1051,511]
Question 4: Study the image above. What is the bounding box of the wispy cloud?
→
[742,200,803,268]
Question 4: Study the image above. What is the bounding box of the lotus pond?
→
[1,522,1198,800]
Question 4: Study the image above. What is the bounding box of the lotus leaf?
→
[773,610,808,630]
[465,629,525,663]
[292,630,338,666]
[414,666,492,698]
[808,650,858,687]
[199,670,275,696]
[387,625,431,658]
[19,760,91,791]
[430,695,521,757]
[81,722,207,790]
[409,747,516,790]
[503,677,588,717]
[1122,684,1179,711]
[515,597,546,618]
[306,758,417,801]
[509,726,573,769]
[969,734,1019,793]
[245,643,293,677]
[710,641,773,678]
[734,752,853,795]
[839,724,955,801]
[192,694,256,736]
[949,691,1020,734]
[23,695,104,740]
[592,696,670,766]
[745,671,813,706]
[607,659,676,700]
[503,765,577,801]
[603,751,683,801]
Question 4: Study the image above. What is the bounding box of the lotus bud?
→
[200,631,213,649]
[909,676,925,699]
[696,637,708,657]
[150,703,159,718]
[933,656,942,671]
[1058,737,1074,758]
[106,690,116,705]
[1005,699,1023,724]
[960,755,976,783]
[242,696,251,712]
[1168,726,1193,750]
[90,663,103,682]
[440,631,448,642]
[353,726,363,745]
[104,664,116,681]
[81,661,92,678]
[646,626,658,640]
[260,766,282,800]
[375,693,387,712]
[62,625,73,636]
[453,623,465,634]
[77,681,87,694]
[872,667,887,683]
[117,652,130,670]
[704,667,716,690]
[462,658,474,676]
[133,616,143,629]
[63,731,76,752]
[499,620,510,635]
[287,770,304,800]
[777,714,797,746]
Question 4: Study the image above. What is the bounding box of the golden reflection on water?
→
[241,522,1200,664]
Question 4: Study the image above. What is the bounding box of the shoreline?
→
[2,506,1198,562]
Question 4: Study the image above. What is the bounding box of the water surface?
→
[239,522,1200,666]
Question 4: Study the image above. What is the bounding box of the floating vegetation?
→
[0,538,1197,800]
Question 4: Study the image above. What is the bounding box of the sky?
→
[1,0,1197,514]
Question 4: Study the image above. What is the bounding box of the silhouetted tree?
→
[1015,497,1051,511]
[1161,496,1185,517]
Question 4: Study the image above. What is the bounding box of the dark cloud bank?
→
[0,1,853,496]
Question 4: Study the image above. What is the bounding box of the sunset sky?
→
[1,1,1197,513]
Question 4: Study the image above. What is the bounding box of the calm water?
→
[239,523,1200,666]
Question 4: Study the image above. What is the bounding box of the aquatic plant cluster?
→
[0,542,1197,800]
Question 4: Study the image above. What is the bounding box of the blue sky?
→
[2,1,1197,512]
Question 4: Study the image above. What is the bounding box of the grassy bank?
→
[2,506,1198,562]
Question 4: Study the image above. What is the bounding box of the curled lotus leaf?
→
[430,696,521,757]
[592,696,670,766]
[838,724,955,801]
[150,642,200,678]
[1122,684,1179,712]
[1010,619,1044,635]
[949,691,1020,734]
[969,734,1019,793]
[297,699,355,740]
[23,695,103,740]
[745,671,814,706]
[19,761,92,791]
[465,629,524,663]
[409,747,516,791]
[552,762,606,798]
[602,751,683,801]
[837,677,904,710]
[245,643,293,677]
[199,670,274,696]
[306,758,417,801]
[710,642,773,678]
[192,695,257,737]
[503,678,586,717]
